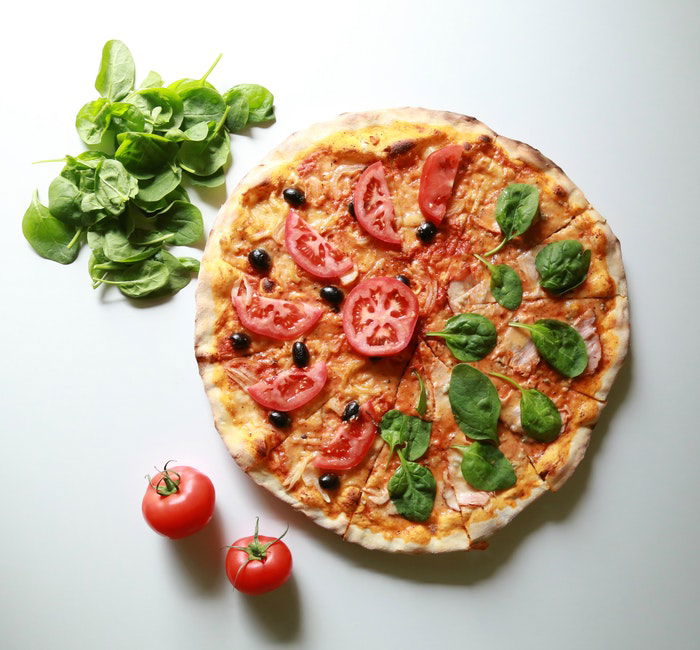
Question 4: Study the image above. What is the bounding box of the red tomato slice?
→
[232,278,322,341]
[418,144,463,224]
[353,162,400,245]
[314,404,377,471]
[248,361,327,411]
[285,210,354,279]
[342,277,419,356]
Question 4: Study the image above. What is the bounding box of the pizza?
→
[195,108,629,553]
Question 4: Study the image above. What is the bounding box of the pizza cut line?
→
[195,108,629,553]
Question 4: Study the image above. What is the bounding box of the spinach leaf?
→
[95,40,135,102]
[115,132,178,178]
[177,256,200,273]
[179,87,226,131]
[226,84,275,125]
[133,184,189,213]
[136,166,182,203]
[48,175,83,226]
[387,451,436,522]
[426,313,497,361]
[485,183,540,256]
[184,167,226,187]
[474,254,522,310]
[509,319,589,378]
[414,370,427,417]
[222,88,250,132]
[108,102,148,136]
[75,99,112,145]
[455,442,516,491]
[92,159,139,215]
[139,71,163,89]
[102,228,161,263]
[126,88,183,131]
[22,190,82,264]
[163,121,210,142]
[535,239,591,295]
[98,258,170,298]
[448,364,500,442]
[177,114,230,177]
[379,410,431,461]
[488,372,562,442]
[154,201,203,246]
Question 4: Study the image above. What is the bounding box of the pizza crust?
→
[195,108,630,553]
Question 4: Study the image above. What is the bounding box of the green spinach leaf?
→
[97,258,170,298]
[139,71,163,89]
[177,114,230,177]
[222,88,250,132]
[154,201,203,246]
[136,165,182,203]
[448,364,500,442]
[92,159,139,215]
[455,442,516,491]
[48,175,83,226]
[115,132,178,178]
[509,319,589,378]
[102,227,161,263]
[126,88,183,131]
[474,253,522,310]
[535,239,591,295]
[179,87,226,131]
[488,372,562,442]
[76,99,112,145]
[379,410,431,461]
[95,40,135,102]
[485,183,540,256]
[22,191,82,264]
[184,167,226,187]
[387,451,436,522]
[426,313,497,361]
[226,84,274,125]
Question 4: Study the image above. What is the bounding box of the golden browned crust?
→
[195,108,629,553]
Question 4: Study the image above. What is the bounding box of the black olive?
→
[268,411,291,428]
[342,400,360,421]
[229,332,251,350]
[395,274,411,286]
[248,248,271,272]
[320,285,344,306]
[292,341,310,367]
[283,187,306,207]
[416,222,438,243]
[319,473,340,490]
[348,201,355,218]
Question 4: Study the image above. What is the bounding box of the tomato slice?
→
[248,361,327,411]
[418,144,463,224]
[232,278,322,341]
[285,210,354,279]
[353,162,400,245]
[342,277,419,356]
[314,404,377,471]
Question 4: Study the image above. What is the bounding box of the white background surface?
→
[2,1,699,648]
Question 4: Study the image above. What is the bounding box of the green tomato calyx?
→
[150,460,181,496]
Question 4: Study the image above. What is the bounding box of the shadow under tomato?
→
[244,353,633,587]
[239,574,302,643]
[166,508,227,595]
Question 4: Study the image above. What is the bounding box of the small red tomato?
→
[142,462,215,539]
[226,519,292,595]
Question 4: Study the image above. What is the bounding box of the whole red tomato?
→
[142,462,215,539]
[226,519,292,595]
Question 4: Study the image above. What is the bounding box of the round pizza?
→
[195,108,629,553]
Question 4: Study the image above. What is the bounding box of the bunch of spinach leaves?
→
[22,40,275,299]
[382,371,437,522]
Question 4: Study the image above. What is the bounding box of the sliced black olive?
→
[319,473,340,490]
[342,400,360,421]
[320,285,344,306]
[268,411,291,428]
[348,201,355,218]
[395,274,410,286]
[229,332,251,350]
[283,187,306,207]
[416,222,438,243]
[292,341,310,367]
[248,248,271,272]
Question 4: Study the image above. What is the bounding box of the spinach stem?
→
[201,53,223,82]
[474,253,495,271]
[487,371,523,393]
[483,239,506,257]
[32,158,67,164]
[67,228,83,249]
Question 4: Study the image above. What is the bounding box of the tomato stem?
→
[150,460,181,496]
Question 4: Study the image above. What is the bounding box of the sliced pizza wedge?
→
[345,343,470,552]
